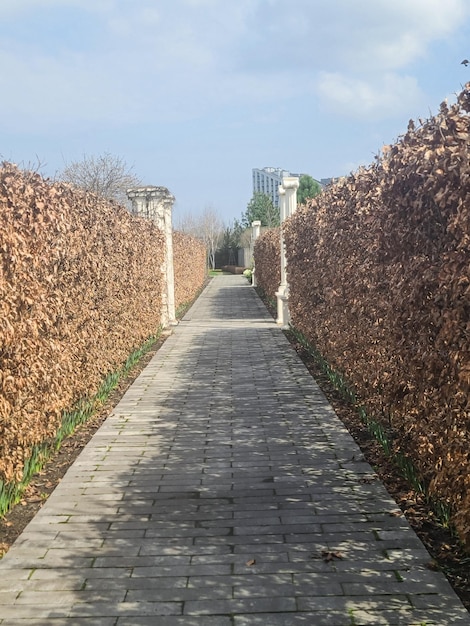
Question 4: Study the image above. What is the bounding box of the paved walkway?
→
[0,275,469,625]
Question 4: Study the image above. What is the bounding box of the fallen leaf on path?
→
[320,550,344,562]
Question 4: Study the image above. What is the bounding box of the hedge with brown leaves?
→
[173,231,207,309]
[253,227,281,303]
[0,163,168,484]
[283,84,470,545]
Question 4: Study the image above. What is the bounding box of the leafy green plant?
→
[288,325,455,532]
[0,329,163,518]
[255,286,276,313]
[176,280,208,319]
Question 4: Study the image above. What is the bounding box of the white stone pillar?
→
[127,186,177,328]
[276,176,299,328]
[251,220,261,287]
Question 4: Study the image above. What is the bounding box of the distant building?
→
[252,167,323,207]
[320,177,344,187]
[252,167,292,207]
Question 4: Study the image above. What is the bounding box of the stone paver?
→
[0,275,469,625]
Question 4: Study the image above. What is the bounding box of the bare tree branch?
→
[175,206,224,270]
[59,153,142,206]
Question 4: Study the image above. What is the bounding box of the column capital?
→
[126,185,176,327]
[281,176,299,191]
[127,185,174,201]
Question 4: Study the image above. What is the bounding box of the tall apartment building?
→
[252,167,294,207]
[252,167,327,207]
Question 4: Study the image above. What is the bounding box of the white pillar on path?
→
[251,220,262,287]
[276,176,299,328]
[127,186,177,328]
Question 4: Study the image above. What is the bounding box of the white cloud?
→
[316,72,425,119]
[0,46,146,132]
[338,0,469,72]
[238,0,469,73]
[0,0,468,132]
[107,7,161,38]
[0,0,113,18]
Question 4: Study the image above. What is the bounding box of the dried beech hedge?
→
[253,227,281,302]
[283,84,470,545]
[173,231,207,309]
[0,163,168,483]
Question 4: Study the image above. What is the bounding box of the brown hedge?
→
[282,84,470,545]
[253,227,281,303]
[1,163,196,484]
[173,230,207,309]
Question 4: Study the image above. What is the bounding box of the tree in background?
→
[218,220,244,266]
[297,174,322,205]
[201,207,224,270]
[175,212,199,236]
[176,206,224,270]
[242,192,279,228]
[59,153,141,206]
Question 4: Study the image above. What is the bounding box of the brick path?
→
[0,275,469,625]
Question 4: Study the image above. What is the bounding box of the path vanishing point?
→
[0,275,469,625]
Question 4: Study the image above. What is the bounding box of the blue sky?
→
[1,0,470,225]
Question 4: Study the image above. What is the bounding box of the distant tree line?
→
[56,153,322,269]
[240,174,322,229]
[60,153,141,207]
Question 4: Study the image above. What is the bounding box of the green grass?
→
[0,328,163,519]
[208,269,233,276]
[287,325,454,531]
[1,281,210,521]
[347,607,357,625]
[255,286,277,313]
[176,280,210,319]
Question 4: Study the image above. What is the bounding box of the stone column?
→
[251,220,262,287]
[276,176,299,328]
[127,186,177,328]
